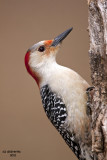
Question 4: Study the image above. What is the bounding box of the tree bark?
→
[87,0,107,160]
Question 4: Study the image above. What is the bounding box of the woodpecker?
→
[25,28,94,160]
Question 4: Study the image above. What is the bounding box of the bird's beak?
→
[51,27,73,47]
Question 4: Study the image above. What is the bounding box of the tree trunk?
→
[87,0,107,160]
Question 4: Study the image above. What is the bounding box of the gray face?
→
[27,41,45,53]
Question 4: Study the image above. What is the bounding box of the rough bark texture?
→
[87,0,107,160]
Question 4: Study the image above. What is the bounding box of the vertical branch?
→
[87,0,107,160]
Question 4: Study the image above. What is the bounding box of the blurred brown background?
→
[0,0,91,160]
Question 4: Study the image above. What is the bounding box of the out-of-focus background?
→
[0,0,91,160]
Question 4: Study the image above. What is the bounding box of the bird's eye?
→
[38,46,45,52]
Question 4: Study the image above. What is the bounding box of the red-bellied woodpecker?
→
[25,28,94,160]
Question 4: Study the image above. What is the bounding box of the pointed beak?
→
[51,27,73,47]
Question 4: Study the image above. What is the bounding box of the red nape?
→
[24,51,40,87]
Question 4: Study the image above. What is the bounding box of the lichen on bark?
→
[87,0,107,160]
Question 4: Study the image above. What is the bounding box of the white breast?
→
[39,62,90,139]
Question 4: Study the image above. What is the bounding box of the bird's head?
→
[25,27,73,87]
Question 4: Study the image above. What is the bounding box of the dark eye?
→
[38,46,45,52]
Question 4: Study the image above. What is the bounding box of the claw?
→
[86,86,95,93]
